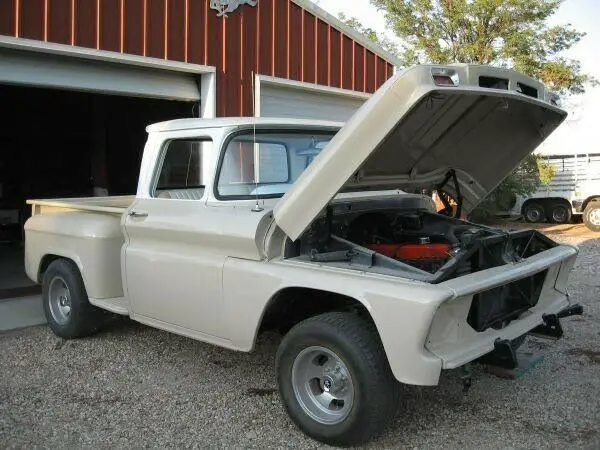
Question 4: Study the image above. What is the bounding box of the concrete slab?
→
[0,295,46,331]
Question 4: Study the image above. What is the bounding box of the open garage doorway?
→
[0,84,194,297]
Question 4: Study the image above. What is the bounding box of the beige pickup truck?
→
[24,64,582,446]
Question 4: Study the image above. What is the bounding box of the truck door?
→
[123,139,226,339]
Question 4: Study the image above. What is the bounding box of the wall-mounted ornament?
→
[210,0,258,18]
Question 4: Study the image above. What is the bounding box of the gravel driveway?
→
[1,229,599,449]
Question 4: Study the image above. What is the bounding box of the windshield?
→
[216,130,336,199]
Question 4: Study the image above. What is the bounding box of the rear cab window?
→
[154,139,212,200]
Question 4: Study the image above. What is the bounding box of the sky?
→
[314,0,600,156]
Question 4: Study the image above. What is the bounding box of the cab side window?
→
[154,139,211,200]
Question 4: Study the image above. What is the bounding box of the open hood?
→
[274,65,567,241]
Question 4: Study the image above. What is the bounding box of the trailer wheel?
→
[276,312,400,446]
[523,202,545,223]
[550,203,572,224]
[583,201,600,232]
[42,259,103,339]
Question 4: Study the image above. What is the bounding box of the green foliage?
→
[536,155,557,185]
[337,13,402,59]
[368,0,597,95]
[469,154,542,222]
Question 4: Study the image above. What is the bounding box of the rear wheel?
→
[583,201,600,232]
[523,202,545,223]
[276,312,400,446]
[550,203,572,224]
[42,259,103,339]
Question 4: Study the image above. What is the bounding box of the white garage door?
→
[258,77,369,122]
[0,49,200,102]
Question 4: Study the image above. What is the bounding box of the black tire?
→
[583,201,600,232]
[42,259,103,339]
[276,312,400,446]
[523,202,545,223]
[549,203,572,224]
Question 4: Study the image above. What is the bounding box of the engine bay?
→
[286,194,557,284]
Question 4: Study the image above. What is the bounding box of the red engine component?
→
[368,242,452,273]
[367,243,452,260]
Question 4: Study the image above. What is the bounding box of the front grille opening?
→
[517,82,538,98]
[467,270,548,332]
[479,76,508,90]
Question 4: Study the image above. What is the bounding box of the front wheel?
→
[583,201,600,232]
[276,312,400,446]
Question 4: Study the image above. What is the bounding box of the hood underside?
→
[274,65,567,241]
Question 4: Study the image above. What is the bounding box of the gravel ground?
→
[1,228,599,449]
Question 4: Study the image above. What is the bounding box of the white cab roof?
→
[146,117,344,133]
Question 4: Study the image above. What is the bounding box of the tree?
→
[338,13,402,59]
[340,0,596,220]
[369,0,596,95]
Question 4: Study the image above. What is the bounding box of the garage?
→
[0,0,399,305]
[256,76,371,121]
[0,38,215,297]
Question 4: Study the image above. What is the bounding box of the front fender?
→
[222,257,454,386]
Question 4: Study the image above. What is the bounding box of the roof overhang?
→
[0,35,216,75]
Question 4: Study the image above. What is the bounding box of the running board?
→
[89,297,130,315]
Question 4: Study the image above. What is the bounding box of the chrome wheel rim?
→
[589,208,600,226]
[291,346,354,425]
[552,207,567,223]
[48,276,72,326]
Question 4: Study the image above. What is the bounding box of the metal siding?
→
[0,0,16,36]
[273,0,287,78]
[365,50,376,93]
[302,10,315,83]
[166,0,185,62]
[354,44,365,93]
[257,0,274,76]
[288,1,302,81]
[47,0,71,44]
[187,0,207,64]
[73,0,96,48]
[0,0,394,117]
[205,1,220,66]
[19,0,45,41]
[315,18,328,86]
[123,0,145,56]
[99,0,120,52]
[376,56,387,87]
[146,0,165,59]
[241,5,258,117]
[342,35,353,90]
[329,27,341,88]
[223,11,242,116]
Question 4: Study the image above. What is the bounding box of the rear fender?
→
[24,212,125,299]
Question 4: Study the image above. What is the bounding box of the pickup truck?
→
[24,64,583,446]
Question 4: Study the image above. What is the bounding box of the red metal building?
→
[0,0,399,244]
[0,0,398,118]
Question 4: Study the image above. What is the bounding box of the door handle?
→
[128,211,148,218]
